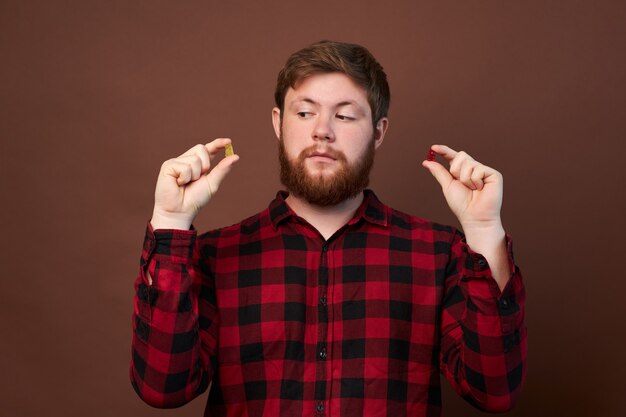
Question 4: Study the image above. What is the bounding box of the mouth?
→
[307,151,337,161]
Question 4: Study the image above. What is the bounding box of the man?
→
[130,40,526,417]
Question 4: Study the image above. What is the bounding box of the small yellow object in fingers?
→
[224,143,234,157]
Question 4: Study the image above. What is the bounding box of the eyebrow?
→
[292,98,360,108]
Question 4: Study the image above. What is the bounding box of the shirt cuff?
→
[462,234,521,299]
[461,235,525,349]
[140,221,198,269]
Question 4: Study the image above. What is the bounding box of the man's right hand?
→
[150,138,239,230]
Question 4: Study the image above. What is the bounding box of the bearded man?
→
[130,40,526,417]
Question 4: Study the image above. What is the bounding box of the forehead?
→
[285,72,370,110]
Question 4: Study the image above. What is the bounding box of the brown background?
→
[1,0,625,416]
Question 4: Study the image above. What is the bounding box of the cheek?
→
[281,123,310,150]
[281,123,300,140]
[343,126,375,152]
[340,123,373,140]
[281,119,307,141]
[280,135,305,160]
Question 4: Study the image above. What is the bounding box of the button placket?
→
[315,240,330,413]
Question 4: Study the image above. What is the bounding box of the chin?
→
[307,157,343,169]
[306,169,339,182]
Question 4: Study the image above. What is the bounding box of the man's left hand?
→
[422,144,503,230]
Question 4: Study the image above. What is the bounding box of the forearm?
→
[462,221,510,292]
[442,299,526,411]
[441,272,527,412]
[130,226,214,408]
[440,229,527,412]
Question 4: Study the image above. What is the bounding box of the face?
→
[272,72,388,206]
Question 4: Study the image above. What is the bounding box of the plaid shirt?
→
[130,190,526,416]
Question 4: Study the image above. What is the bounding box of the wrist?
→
[150,210,193,231]
[461,220,505,250]
[460,218,504,235]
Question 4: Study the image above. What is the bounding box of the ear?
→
[373,117,389,149]
[272,107,282,140]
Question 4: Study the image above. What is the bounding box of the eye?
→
[336,114,355,121]
[296,111,312,118]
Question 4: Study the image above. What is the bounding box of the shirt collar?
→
[269,189,389,230]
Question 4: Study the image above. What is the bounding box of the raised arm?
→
[423,145,526,410]
[130,139,238,407]
[422,144,509,290]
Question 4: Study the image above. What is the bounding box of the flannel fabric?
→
[130,190,526,416]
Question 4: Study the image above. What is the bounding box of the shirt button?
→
[320,295,327,305]
[316,402,325,412]
[319,347,327,359]
[477,258,487,267]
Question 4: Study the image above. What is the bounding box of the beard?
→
[278,137,375,207]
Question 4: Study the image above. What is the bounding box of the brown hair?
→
[274,40,390,126]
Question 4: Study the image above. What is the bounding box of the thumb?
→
[422,160,453,190]
[205,155,239,193]
[204,154,240,192]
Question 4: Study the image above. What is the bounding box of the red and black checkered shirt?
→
[131,190,526,416]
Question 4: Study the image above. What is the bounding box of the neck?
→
[285,192,365,240]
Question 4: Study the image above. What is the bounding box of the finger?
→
[204,138,233,157]
[449,151,473,179]
[470,165,486,190]
[162,159,195,186]
[431,144,458,162]
[179,144,212,174]
[176,155,203,181]
[459,161,477,190]
[481,165,503,185]
[203,138,235,168]
[422,160,453,190]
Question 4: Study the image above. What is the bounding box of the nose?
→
[311,115,335,142]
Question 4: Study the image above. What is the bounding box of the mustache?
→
[300,145,347,162]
